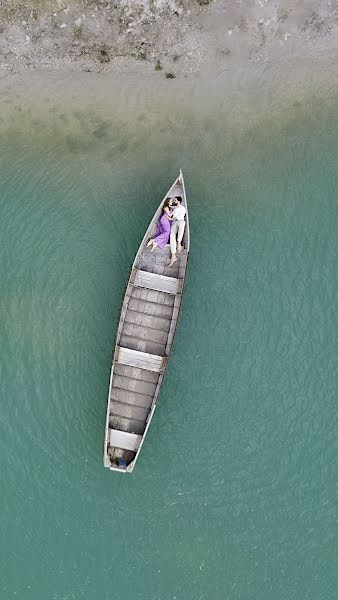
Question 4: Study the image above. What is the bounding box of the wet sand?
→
[1,2,338,193]
[1,44,338,147]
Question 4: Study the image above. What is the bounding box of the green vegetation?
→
[72,23,83,39]
[98,46,110,63]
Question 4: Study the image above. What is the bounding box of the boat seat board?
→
[109,429,142,452]
[117,346,166,373]
[133,270,181,295]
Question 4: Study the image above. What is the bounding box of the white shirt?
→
[173,204,186,221]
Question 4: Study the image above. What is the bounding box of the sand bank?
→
[1,0,338,81]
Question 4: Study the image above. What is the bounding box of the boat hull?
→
[103,171,189,473]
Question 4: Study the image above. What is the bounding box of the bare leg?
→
[150,241,158,252]
[177,242,182,253]
[146,239,154,248]
[168,253,177,267]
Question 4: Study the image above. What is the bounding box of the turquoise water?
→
[0,91,337,599]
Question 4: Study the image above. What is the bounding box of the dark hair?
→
[175,196,182,204]
[163,198,172,210]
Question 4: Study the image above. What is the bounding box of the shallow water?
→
[0,79,337,599]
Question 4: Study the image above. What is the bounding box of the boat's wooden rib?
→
[103,170,189,473]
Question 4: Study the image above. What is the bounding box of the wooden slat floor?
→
[108,243,186,451]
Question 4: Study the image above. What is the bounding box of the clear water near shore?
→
[0,82,337,599]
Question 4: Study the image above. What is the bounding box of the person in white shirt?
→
[169,196,186,267]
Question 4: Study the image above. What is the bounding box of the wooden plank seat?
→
[133,269,181,295]
[109,429,142,452]
[117,346,166,373]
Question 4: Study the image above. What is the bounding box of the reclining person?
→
[169,196,186,267]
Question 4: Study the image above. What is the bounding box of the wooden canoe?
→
[103,171,189,473]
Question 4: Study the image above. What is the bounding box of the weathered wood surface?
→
[134,269,181,295]
[117,346,165,373]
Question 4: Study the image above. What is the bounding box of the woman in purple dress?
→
[146,198,173,251]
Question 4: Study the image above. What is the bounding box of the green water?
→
[0,90,337,600]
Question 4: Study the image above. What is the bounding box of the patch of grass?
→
[277,9,288,24]
[300,11,326,33]
[72,24,83,39]
[165,72,176,79]
[155,59,162,71]
[238,16,248,32]
[137,46,146,60]
[98,46,110,63]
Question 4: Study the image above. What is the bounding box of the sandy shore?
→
[1,45,338,131]
[1,1,338,157]
[1,0,338,80]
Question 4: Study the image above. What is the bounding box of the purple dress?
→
[153,212,171,248]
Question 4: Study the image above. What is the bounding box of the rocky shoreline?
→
[1,1,338,79]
